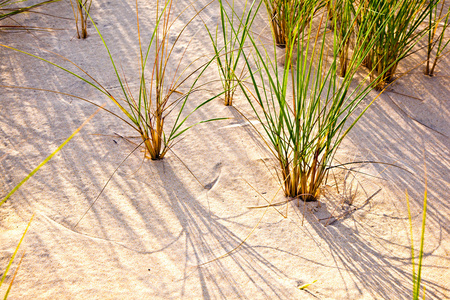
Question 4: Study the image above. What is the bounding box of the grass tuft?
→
[236,2,395,201]
[263,0,324,49]
[204,0,260,106]
[2,0,225,160]
[69,0,92,39]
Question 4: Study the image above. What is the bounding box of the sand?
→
[0,1,449,299]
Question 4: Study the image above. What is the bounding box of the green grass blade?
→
[414,178,428,299]
[0,215,33,290]
[0,105,103,207]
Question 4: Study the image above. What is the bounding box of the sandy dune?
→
[1,1,449,299]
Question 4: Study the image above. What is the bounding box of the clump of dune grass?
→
[121,0,224,159]
[263,0,324,49]
[204,0,260,106]
[236,3,392,201]
[356,0,435,89]
[69,0,91,39]
[328,0,357,77]
[424,0,450,76]
[2,0,223,160]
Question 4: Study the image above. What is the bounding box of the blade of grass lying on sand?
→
[298,279,317,290]
[3,250,25,299]
[0,104,104,207]
[0,215,33,299]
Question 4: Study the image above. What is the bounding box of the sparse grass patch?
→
[0,1,448,298]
